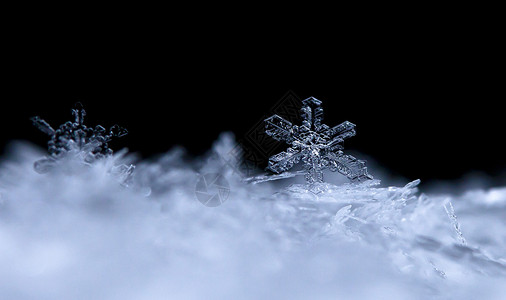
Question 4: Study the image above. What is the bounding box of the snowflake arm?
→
[264,114,296,144]
[323,121,356,150]
[31,116,56,136]
[266,148,303,174]
[324,152,372,182]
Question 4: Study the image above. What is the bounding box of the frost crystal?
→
[444,200,467,245]
[32,103,129,173]
[265,97,372,184]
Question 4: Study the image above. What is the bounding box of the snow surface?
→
[0,133,505,299]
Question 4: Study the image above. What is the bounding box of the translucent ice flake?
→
[444,200,467,245]
[264,97,372,185]
[31,103,130,174]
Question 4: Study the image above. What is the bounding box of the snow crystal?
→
[264,97,371,184]
[31,102,129,173]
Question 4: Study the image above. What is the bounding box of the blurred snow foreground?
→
[0,133,506,299]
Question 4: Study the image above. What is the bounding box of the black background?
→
[2,16,504,190]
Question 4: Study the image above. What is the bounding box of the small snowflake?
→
[31,102,128,173]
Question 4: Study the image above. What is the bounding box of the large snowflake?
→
[264,97,372,184]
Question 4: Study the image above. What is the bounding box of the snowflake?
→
[264,97,372,184]
[31,102,129,173]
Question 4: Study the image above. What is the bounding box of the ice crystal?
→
[444,200,467,245]
[264,97,372,184]
[31,103,129,173]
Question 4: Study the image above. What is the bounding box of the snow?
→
[0,133,505,299]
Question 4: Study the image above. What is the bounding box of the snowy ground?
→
[0,133,505,299]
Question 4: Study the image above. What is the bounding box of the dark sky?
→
[2,24,504,189]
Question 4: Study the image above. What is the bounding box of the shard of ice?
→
[264,97,372,184]
[31,102,129,173]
